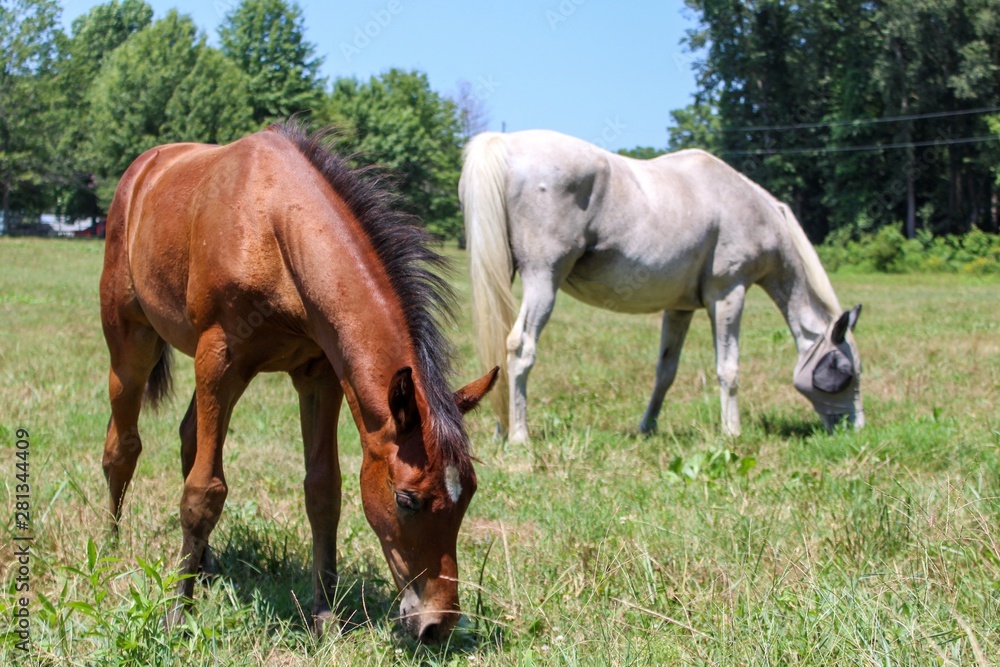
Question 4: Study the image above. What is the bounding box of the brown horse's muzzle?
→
[398,578,461,642]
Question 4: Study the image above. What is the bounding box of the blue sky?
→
[60,0,701,150]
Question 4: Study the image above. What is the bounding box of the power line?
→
[722,134,1000,157]
[717,105,1000,134]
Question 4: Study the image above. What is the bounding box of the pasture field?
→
[1,237,999,666]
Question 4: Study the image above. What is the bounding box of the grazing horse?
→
[460,129,863,444]
[100,121,497,642]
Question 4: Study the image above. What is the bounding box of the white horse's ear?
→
[848,303,862,331]
[831,311,850,344]
[454,366,500,414]
[832,303,862,344]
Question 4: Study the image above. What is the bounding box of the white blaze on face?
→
[444,465,462,504]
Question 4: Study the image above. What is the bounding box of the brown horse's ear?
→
[388,367,419,432]
[454,366,500,414]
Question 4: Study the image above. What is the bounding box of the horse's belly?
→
[562,257,703,313]
[128,214,201,355]
[132,279,199,356]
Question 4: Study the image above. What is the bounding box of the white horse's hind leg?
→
[708,285,746,436]
[638,310,694,434]
[506,270,560,444]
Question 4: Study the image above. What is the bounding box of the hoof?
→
[507,428,529,446]
[493,421,507,441]
[197,545,216,584]
[312,609,339,638]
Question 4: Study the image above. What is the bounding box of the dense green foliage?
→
[616,146,667,160]
[0,0,62,228]
[322,69,465,240]
[5,0,1000,248]
[160,48,256,146]
[218,0,323,126]
[56,0,153,219]
[819,226,1000,274]
[675,0,1000,241]
[1,0,468,236]
[85,11,206,203]
[2,239,998,663]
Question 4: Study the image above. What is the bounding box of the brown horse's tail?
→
[145,345,174,410]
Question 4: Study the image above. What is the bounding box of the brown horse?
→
[99,121,497,643]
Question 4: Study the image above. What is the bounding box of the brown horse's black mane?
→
[269,121,469,466]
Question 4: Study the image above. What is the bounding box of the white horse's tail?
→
[460,132,515,428]
[776,202,841,316]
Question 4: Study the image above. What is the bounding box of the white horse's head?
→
[793,304,864,431]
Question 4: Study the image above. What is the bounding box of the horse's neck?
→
[284,219,413,422]
[765,260,835,359]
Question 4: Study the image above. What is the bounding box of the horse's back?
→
[102,142,217,351]
[602,148,787,308]
[500,130,612,267]
[104,132,313,356]
[495,131,789,312]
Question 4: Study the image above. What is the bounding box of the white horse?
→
[460,129,864,444]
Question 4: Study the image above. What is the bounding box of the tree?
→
[0,0,62,233]
[62,0,152,88]
[162,48,256,145]
[453,79,490,140]
[666,100,721,153]
[677,0,1000,238]
[617,146,667,160]
[324,69,464,239]
[219,0,324,125]
[681,0,823,224]
[57,0,153,222]
[85,10,203,204]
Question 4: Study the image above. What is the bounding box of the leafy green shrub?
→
[816,227,853,272]
[864,226,907,272]
[819,225,1000,273]
[663,447,756,483]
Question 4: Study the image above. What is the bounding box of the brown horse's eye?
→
[395,491,423,513]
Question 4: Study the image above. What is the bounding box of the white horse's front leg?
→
[506,271,558,445]
[709,284,746,437]
[639,309,694,434]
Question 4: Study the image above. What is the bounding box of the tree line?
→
[1,0,479,239]
[668,0,1000,241]
[5,0,999,244]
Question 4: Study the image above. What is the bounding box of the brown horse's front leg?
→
[167,329,248,629]
[291,358,344,636]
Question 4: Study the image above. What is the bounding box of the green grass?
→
[1,237,999,665]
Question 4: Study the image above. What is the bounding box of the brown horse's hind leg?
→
[102,321,167,536]
[167,327,249,629]
[291,358,344,636]
[179,391,198,478]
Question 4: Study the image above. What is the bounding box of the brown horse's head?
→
[793,304,864,431]
[360,365,498,642]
